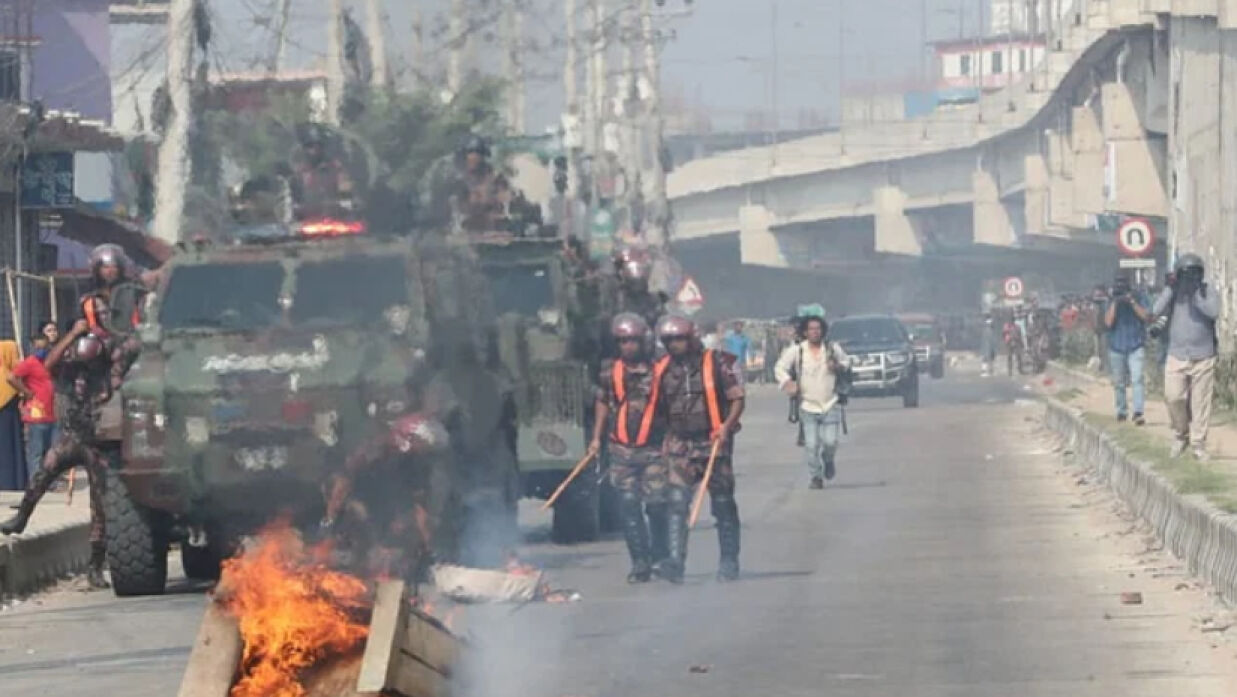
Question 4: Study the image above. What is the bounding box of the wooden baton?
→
[688,438,724,528]
[541,451,597,510]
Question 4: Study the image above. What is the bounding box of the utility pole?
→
[447,0,466,95]
[771,0,780,163]
[325,0,344,124]
[271,0,293,74]
[621,2,640,209]
[152,0,196,244]
[564,0,578,117]
[592,0,608,153]
[641,0,667,248]
[366,0,389,89]
[411,5,424,89]
[920,0,928,84]
[503,0,526,133]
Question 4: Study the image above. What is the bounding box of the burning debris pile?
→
[216,523,371,697]
[178,522,464,697]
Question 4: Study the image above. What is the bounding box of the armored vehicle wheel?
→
[551,464,600,544]
[181,542,223,581]
[104,473,170,596]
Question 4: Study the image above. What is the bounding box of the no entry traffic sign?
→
[1003,276,1024,299]
[1117,218,1155,257]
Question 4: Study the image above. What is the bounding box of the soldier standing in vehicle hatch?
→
[79,244,147,392]
[614,248,668,330]
[1,320,114,589]
[652,315,746,583]
[589,313,670,583]
[451,135,508,234]
[290,122,355,221]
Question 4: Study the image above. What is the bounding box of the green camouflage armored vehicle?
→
[108,221,517,595]
[475,234,617,543]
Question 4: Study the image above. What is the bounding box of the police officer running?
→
[653,315,745,583]
[589,313,670,583]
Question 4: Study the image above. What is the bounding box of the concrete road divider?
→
[1043,398,1237,605]
[0,520,90,600]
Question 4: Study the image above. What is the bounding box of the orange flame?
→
[217,521,371,697]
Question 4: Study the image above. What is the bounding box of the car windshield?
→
[487,264,555,316]
[830,318,907,345]
[160,262,285,331]
[291,256,409,327]
[907,323,938,340]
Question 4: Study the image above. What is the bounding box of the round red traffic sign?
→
[1117,218,1155,257]
[1003,276,1024,299]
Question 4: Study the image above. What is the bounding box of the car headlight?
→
[886,351,910,364]
[537,307,561,329]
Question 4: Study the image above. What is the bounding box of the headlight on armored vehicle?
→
[184,416,210,446]
[537,307,561,329]
[125,398,166,458]
[886,351,910,365]
[314,410,339,447]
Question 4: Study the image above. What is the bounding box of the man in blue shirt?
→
[722,321,751,367]
[1104,274,1152,424]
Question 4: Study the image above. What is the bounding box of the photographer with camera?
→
[1104,273,1152,425]
[1151,254,1221,460]
[775,316,852,490]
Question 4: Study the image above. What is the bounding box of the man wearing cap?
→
[589,313,670,583]
[1153,254,1222,459]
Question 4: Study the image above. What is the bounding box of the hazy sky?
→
[115,0,991,133]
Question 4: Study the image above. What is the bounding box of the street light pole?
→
[152,0,196,243]
[641,0,666,248]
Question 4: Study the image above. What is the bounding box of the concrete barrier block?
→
[0,521,91,600]
[1043,399,1237,604]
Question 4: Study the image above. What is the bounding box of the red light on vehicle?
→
[298,219,366,237]
[282,399,313,424]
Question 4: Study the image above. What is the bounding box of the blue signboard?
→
[21,152,75,209]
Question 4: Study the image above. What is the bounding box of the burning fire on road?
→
[215,521,371,697]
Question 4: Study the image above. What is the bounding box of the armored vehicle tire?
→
[902,375,920,409]
[930,359,945,379]
[104,473,170,596]
[551,467,601,544]
[181,543,223,581]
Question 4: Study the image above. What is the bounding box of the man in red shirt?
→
[7,330,57,485]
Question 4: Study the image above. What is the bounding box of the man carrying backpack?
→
[775,316,852,489]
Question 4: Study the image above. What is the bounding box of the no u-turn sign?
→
[1117,218,1155,257]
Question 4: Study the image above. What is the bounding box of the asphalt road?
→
[2,360,1236,697]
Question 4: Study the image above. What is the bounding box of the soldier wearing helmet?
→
[613,247,668,330]
[1,319,116,589]
[80,244,147,392]
[649,314,746,583]
[589,312,669,583]
[290,121,355,221]
[1152,253,1222,459]
[321,404,454,582]
[451,135,509,234]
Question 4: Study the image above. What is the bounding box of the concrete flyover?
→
[666,0,1237,312]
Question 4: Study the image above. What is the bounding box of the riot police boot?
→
[619,491,652,583]
[646,502,669,563]
[653,496,689,584]
[86,543,110,590]
[0,469,57,535]
[712,493,741,582]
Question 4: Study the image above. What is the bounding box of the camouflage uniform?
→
[617,288,668,332]
[80,279,147,391]
[323,413,453,582]
[659,349,745,580]
[1,353,113,588]
[598,356,674,582]
[597,358,670,499]
[453,164,508,234]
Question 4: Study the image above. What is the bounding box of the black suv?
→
[828,315,919,408]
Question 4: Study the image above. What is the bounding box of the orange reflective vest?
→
[652,350,726,434]
[611,359,666,447]
[701,349,723,432]
[81,294,140,334]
